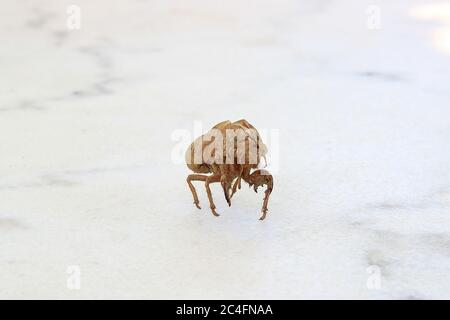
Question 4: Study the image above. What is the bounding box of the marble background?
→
[0,0,449,299]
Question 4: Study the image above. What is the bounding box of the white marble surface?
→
[1,0,450,299]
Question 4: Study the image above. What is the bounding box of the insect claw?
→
[194,202,201,209]
[259,209,267,221]
[211,208,220,217]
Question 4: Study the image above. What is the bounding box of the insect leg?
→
[205,174,221,217]
[230,165,243,199]
[245,169,273,220]
[186,174,208,209]
[230,177,240,199]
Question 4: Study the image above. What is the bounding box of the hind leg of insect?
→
[186,174,208,209]
[205,174,221,217]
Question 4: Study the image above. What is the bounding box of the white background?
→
[0,0,449,299]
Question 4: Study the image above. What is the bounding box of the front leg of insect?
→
[229,165,243,200]
[230,176,241,199]
[247,169,274,220]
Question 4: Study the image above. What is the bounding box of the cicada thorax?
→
[185,120,268,172]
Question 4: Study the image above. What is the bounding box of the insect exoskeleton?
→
[185,119,273,220]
